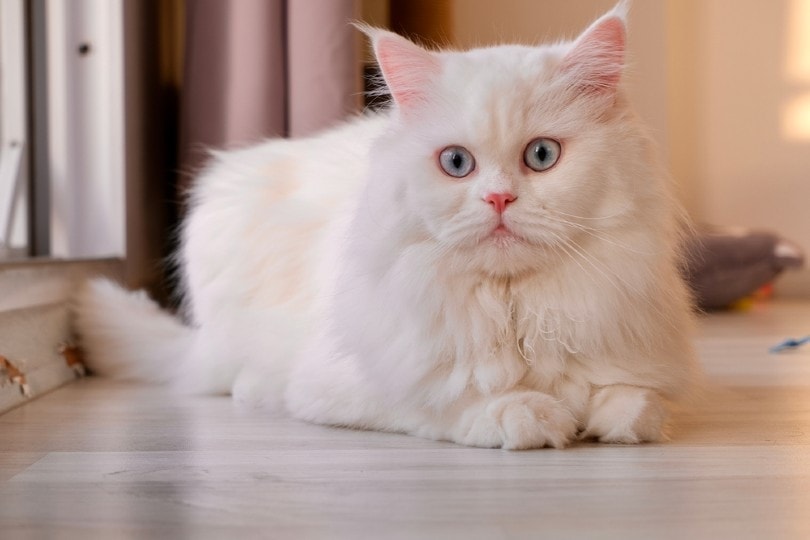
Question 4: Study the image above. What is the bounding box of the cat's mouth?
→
[488,221,522,242]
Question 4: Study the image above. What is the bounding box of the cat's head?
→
[363,3,668,277]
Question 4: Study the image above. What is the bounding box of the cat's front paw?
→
[460,391,577,450]
[582,385,668,444]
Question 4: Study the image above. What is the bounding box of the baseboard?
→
[0,258,123,413]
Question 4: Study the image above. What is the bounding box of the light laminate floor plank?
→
[2,301,810,538]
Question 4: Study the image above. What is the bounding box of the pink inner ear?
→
[560,15,626,91]
[374,33,440,109]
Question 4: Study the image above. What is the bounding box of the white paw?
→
[460,392,578,450]
[231,362,285,411]
[583,385,668,444]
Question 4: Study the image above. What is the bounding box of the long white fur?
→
[75,4,699,449]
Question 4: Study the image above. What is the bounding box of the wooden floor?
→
[2,302,810,539]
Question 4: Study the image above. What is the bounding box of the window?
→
[0,0,126,261]
[0,0,29,259]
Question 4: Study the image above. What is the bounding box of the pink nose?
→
[484,192,517,214]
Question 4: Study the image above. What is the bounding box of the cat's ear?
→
[358,25,440,112]
[558,3,628,94]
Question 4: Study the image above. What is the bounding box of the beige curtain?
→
[179,0,360,181]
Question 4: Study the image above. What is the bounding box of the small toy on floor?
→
[682,226,804,310]
[769,336,810,354]
[59,342,87,377]
[0,355,31,397]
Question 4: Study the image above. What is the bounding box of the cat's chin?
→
[456,233,548,277]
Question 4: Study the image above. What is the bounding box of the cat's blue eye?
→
[438,146,475,178]
[524,138,561,172]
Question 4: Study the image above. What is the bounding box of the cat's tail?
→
[73,278,193,385]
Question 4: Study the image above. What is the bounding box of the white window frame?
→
[0,0,29,257]
[45,0,126,259]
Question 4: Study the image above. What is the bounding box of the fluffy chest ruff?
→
[435,277,576,395]
[338,263,590,410]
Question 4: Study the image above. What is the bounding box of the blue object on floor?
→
[769,336,810,353]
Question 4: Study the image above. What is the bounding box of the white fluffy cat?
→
[75,4,699,450]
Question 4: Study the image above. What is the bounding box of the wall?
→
[669,0,810,296]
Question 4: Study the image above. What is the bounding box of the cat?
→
[75,3,700,450]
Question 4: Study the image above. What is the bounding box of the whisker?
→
[539,214,651,255]
[439,213,489,244]
[563,235,678,332]
[544,205,631,221]
[545,231,602,289]
[556,233,626,296]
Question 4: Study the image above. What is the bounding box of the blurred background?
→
[1,0,808,300]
